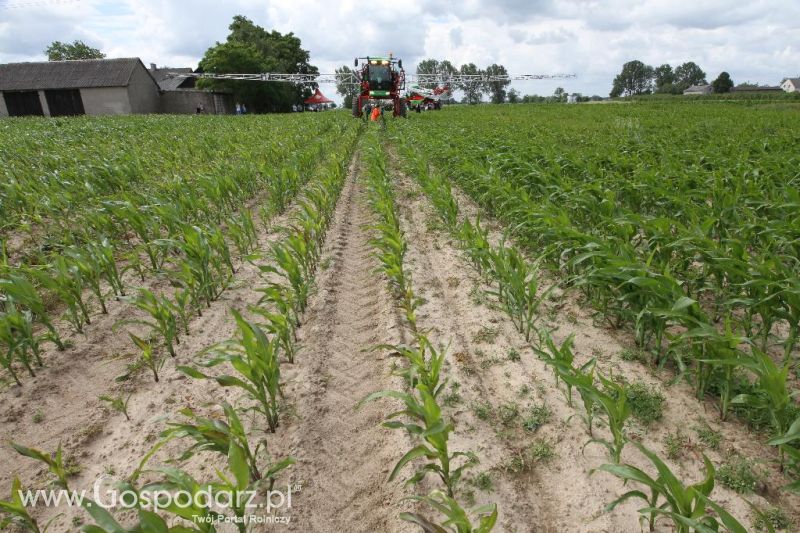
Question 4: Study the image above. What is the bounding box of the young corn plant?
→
[31,257,91,332]
[769,416,800,493]
[594,441,747,533]
[0,274,64,350]
[64,246,108,314]
[380,335,448,397]
[128,332,163,383]
[1,477,58,533]
[487,239,554,344]
[0,303,44,382]
[11,442,71,490]
[180,309,283,432]
[251,305,297,363]
[401,490,498,533]
[259,239,312,318]
[80,467,221,533]
[585,374,631,464]
[99,392,132,421]
[87,238,125,297]
[226,208,258,256]
[117,288,180,357]
[359,383,477,498]
[161,402,294,487]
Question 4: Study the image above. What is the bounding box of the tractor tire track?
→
[279,154,413,532]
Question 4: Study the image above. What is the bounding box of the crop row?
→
[0,120,359,532]
[0,116,355,386]
[359,131,498,531]
[389,125,788,530]
[393,106,800,496]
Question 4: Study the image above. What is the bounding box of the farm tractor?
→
[351,55,407,118]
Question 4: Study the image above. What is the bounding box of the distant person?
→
[242,104,247,114]
[235,103,242,115]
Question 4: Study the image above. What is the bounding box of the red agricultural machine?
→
[351,55,407,118]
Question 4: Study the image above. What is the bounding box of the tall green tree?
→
[484,63,510,104]
[459,63,484,104]
[711,71,733,93]
[507,88,520,104]
[45,40,105,61]
[198,16,318,113]
[653,63,675,93]
[335,65,358,110]
[610,60,654,97]
[674,61,706,91]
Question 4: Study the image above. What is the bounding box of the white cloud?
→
[0,0,797,99]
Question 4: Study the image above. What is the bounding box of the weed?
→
[717,455,759,494]
[623,382,665,426]
[473,401,493,422]
[753,506,792,531]
[523,403,552,433]
[473,472,493,492]
[499,403,519,426]
[664,429,690,460]
[694,423,722,450]
[473,325,500,344]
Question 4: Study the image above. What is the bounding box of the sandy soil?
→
[273,154,416,531]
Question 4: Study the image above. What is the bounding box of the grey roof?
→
[0,58,145,91]
[784,78,800,85]
[683,84,712,93]
[149,66,194,90]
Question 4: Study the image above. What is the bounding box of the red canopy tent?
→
[304,88,333,105]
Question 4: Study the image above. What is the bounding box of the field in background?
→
[1,101,798,532]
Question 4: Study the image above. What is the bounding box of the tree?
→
[198,16,318,113]
[711,71,733,93]
[484,63,510,104]
[415,58,458,100]
[335,65,358,110]
[45,40,105,61]
[416,58,441,90]
[610,60,654,97]
[507,88,520,104]
[653,64,674,92]
[458,63,484,104]
[673,62,706,91]
[554,87,567,102]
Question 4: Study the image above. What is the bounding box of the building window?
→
[3,91,44,116]
[45,89,85,116]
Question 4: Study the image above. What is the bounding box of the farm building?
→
[730,85,782,94]
[683,84,712,95]
[0,57,232,117]
[780,77,800,92]
[149,64,233,114]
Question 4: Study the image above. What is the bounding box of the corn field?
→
[1,102,799,532]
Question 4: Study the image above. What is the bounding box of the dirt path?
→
[277,154,413,532]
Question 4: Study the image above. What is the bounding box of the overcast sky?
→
[0,0,798,100]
